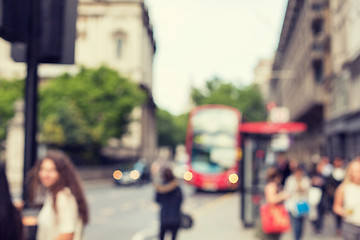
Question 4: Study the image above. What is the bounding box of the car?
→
[113,161,151,186]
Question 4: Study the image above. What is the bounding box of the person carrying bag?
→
[256,167,290,240]
[284,165,311,240]
[260,203,291,234]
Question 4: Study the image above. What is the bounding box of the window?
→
[312,18,323,35]
[312,59,323,82]
[311,3,323,11]
[113,31,126,59]
[312,43,324,51]
[116,38,122,59]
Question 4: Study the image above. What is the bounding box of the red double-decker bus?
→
[184,105,242,191]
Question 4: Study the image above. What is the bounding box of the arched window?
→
[113,31,126,59]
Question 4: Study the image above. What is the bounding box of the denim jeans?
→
[290,213,305,240]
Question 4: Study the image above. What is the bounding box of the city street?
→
[83,179,343,240]
[83,180,228,240]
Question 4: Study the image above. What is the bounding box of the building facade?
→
[0,0,158,163]
[270,0,360,161]
[324,0,360,160]
[253,58,274,103]
[270,0,332,160]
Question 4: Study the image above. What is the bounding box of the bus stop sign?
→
[238,121,307,227]
[240,122,307,134]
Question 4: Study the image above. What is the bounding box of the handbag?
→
[260,203,291,233]
[180,212,193,229]
[308,187,322,205]
[295,200,310,216]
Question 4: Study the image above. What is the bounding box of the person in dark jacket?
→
[0,163,23,240]
[274,152,291,186]
[155,167,183,240]
[326,157,345,235]
[310,161,327,234]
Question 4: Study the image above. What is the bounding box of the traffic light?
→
[39,0,78,64]
[10,0,78,64]
[0,0,30,42]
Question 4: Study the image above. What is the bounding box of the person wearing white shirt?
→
[30,150,89,240]
[333,157,360,240]
[284,165,311,240]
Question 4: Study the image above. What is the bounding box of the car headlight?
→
[183,171,193,181]
[113,170,123,180]
[130,170,140,180]
[228,173,239,184]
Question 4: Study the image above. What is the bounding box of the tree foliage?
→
[156,77,267,152]
[191,77,266,121]
[38,66,146,148]
[156,109,188,152]
[0,78,24,140]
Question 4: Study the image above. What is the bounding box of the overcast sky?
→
[145,0,287,115]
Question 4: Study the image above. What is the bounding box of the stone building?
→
[269,0,332,160]
[253,58,274,103]
[0,0,158,164]
[324,0,360,160]
[270,0,360,161]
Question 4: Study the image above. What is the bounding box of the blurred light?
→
[183,171,193,181]
[113,170,122,180]
[130,170,140,180]
[228,173,238,184]
[237,148,243,160]
[256,149,265,159]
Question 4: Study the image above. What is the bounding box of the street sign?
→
[240,122,307,134]
[269,107,289,123]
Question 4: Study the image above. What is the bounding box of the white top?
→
[37,188,84,240]
[284,175,311,215]
[344,183,360,226]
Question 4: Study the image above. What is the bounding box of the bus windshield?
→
[191,108,239,173]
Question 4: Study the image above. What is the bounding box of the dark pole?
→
[22,0,40,204]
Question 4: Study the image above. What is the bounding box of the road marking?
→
[131,192,234,240]
[131,221,158,240]
[191,193,234,218]
[98,207,116,217]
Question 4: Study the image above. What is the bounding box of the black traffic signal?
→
[0,0,30,42]
[9,0,78,64]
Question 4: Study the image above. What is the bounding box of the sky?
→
[145,0,288,115]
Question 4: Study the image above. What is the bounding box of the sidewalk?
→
[176,192,342,240]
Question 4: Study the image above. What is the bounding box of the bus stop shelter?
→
[239,122,307,227]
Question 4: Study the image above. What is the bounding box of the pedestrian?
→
[0,163,24,240]
[326,157,346,235]
[284,164,311,240]
[274,152,291,186]
[320,156,333,178]
[30,150,89,240]
[309,160,327,234]
[255,167,289,240]
[154,167,183,240]
[333,157,360,240]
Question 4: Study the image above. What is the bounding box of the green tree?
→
[191,77,266,121]
[156,109,188,152]
[0,78,24,141]
[38,66,146,162]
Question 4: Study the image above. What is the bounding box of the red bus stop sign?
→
[239,122,307,134]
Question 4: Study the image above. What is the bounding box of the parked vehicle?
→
[113,161,151,186]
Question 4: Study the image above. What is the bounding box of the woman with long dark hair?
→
[0,163,23,240]
[256,167,289,240]
[155,167,183,240]
[30,150,89,240]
